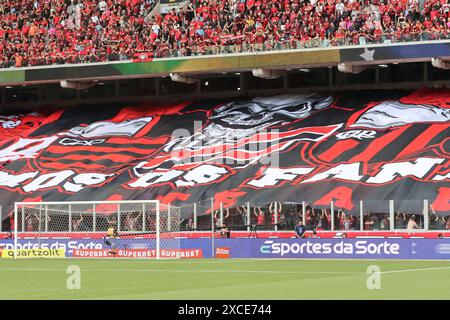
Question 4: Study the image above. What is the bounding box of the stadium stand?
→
[0,0,449,68]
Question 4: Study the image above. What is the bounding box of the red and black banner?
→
[0,89,448,222]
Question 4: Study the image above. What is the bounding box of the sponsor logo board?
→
[1,248,65,258]
[215,247,231,258]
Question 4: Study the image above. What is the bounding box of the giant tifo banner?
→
[0,88,449,223]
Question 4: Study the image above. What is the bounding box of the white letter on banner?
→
[302,163,362,183]
[175,165,228,187]
[128,170,184,188]
[366,158,444,184]
[0,137,57,162]
[0,171,38,188]
[23,170,75,192]
[63,173,114,192]
[247,167,314,188]
[432,172,450,181]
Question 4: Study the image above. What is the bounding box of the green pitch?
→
[0,259,449,299]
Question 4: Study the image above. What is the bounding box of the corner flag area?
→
[0,259,449,300]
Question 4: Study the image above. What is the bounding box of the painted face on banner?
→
[205,93,334,140]
[351,101,450,129]
[139,94,338,171]
[65,117,154,138]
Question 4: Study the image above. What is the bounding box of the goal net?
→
[11,201,181,259]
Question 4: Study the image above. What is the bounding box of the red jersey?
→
[257,214,265,225]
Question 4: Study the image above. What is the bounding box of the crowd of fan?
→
[7,204,450,233]
[191,204,450,232]
[1,0,450,68]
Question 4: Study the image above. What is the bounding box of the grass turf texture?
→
[0,259,449,299]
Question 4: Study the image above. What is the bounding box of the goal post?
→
[11,200,182,259]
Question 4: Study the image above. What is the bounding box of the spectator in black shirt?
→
[295,221,306,238]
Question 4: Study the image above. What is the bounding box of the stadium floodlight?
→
[431,58,450,70]
[252,68,284,79]
[170,73,198,83]
[60,80,97,90]
[337,63,368,74]
[12,200,181,259]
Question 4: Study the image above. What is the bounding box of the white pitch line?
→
[0,267,363,275]
[2,266,450,275]
[0,268,61,272]
[96,269,364,275]
[380,266,450,274]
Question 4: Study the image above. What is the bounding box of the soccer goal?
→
[11,200,181,259]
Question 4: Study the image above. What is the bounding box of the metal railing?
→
[145,31,450,59]
[176,199,449,233]
[2,199,448,233]
[2,31,450,70]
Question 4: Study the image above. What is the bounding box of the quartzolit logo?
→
[259,240,401,257]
